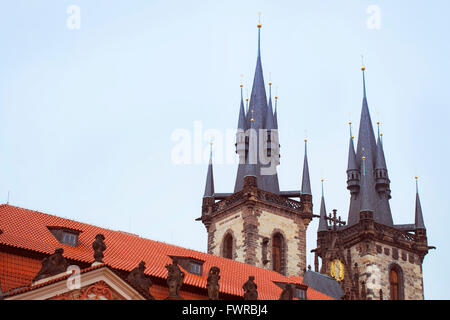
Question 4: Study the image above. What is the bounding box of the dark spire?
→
[356,67,377,165]
[203,143,215,198]
[237,85,247,130]
[301,139,312,195]
[415,177,426,229]
[318,179,328,232]
[234,19,280,194]
[359,156,374,212]
[347,66,394,226]
[266,82,276,130]
[347,122,358,171]
[375,125,387,171]
[247,21,268,130]
[273,94,279,129]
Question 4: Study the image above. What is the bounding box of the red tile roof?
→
[0,204,333,300]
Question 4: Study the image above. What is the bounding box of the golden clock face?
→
[330,259,345,282]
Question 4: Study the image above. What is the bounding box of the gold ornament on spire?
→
[257,12,262,28]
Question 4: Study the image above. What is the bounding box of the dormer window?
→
[169,255,205,276]
[62,232,77,246]
[190,262,202,275]
[48,226,81,247]
[295,285,308,300]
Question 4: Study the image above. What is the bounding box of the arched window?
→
[389,265,404,300]
[272,233,284,274]
[223,234,233,259]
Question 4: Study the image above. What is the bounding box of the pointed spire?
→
[362,65,367,98]
[318,179,328,232]
[347,121,358,171]
[274,89,279,129]
[237,84,247,130]
[247,14,268,130]
[356,65,377,164]
[301,139,312,195]
[415,177,426,229]
[203,142,215,198]
[375,127,388,171]
[266,81,276,129]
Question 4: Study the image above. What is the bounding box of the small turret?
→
[346,121,360,196]
[375,123,390,197]
[414,177,426,232]
[301,139,312,195]
[318,179,328,232]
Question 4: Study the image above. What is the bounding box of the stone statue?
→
[127,261,154,299]
[92,234,106,263]
[33,248,68,282]
[279,284,293,300]
[243,276,258,300]
[165,258,185,299]
[206,266,221,300]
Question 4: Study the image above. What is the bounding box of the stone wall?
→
[210,210,245,262]
[350,241,424,300]
[208,204,307,277]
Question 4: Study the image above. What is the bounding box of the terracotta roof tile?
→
[0,204,333,300]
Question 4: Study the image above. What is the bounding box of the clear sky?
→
[1,0,449,299]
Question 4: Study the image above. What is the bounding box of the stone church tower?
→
[313,66,434,300]
[197,22,314,277]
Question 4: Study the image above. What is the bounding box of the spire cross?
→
[325,209,346,231]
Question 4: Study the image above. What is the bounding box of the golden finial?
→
[257,12,262,28]
[361,65,366,71]
[321,178,324,182]
[274,96,278,99]
[245,97,249,101]
[240,84,243,88]
[377,121,380,125]
[304,139,307,143]
[352,136,355,139]
[415,176,418,180]
[362,156,366,160]
[268,81,272,86]
[349,121,352,125]
[380,132,383,137]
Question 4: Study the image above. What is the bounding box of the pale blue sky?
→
[1,0,449,299]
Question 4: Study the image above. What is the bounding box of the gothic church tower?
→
[197,21,313,277]
[313,66,433,300]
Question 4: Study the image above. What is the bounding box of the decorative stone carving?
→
[279,284,293,300]
[242,276,258,300]
[206,266,221,300]
[165,258,185,300]
[360,281,367,300]
[33,248,68,282]
[92,234,106,263]
[127,261,154,299]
